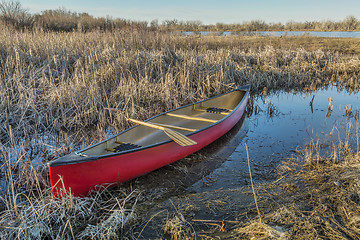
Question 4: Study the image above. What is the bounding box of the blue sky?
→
[19,0,360,24]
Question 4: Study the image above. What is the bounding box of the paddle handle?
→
[127,118,165,130]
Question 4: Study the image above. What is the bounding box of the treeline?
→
[0,1,148,32]
[160,17,359,32]
[211,17,359,32]
[0,1,359,32]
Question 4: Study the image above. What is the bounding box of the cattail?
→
[328,97,333,111]
[346,105,352,116]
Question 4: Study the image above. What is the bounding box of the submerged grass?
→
[1,25,360,239]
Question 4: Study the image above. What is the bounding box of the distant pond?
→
[258,31,360,38]
[183,31,360,38]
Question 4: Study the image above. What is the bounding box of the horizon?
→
[18,0,360,25]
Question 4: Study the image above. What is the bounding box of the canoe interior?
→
[79,89,246,157]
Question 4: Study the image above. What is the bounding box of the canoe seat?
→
[193,107,232,115]
[114,143,141,152]
[206,107,231,114]
[106,142,141,152]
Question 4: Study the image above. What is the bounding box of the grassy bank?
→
[1,27,360,239]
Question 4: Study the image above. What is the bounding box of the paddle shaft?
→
[147,122,196,132]
[166,113,217,123]
[128,118,165,130]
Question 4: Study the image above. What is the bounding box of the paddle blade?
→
[163,128,197,147]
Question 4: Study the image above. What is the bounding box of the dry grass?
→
[1,35,358,139]
[1,26,360,239]
[164,213,196,240]
[1,28,360,140]
[233,35,360,55]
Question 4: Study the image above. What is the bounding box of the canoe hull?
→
[49,87,250,197]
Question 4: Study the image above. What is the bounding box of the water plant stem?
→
[245,143,262,224]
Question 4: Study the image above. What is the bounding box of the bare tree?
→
[342,15,358,31]
[0,0,32,29]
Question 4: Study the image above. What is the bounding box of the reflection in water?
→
[189,86,360,193]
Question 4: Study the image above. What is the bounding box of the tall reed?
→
[1,28,359,141]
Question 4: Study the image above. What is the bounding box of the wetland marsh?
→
[0,24,360,239]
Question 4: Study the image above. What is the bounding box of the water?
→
[258,31,360,38]
[183,31,360,38]
[189,86,360,193]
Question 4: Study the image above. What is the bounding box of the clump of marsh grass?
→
[234,221,286,239]
[164,213,195,240]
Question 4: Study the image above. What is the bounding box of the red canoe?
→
[48,85,251,198]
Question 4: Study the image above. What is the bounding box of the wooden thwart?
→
[166,113,217,123]
[127,118,197,147]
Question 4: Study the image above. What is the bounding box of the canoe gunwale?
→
[48,85,250,167]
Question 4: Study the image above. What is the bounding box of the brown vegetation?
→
[0,19,360,238]
[1,28,360,141]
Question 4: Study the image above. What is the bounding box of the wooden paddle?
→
[127,118,197,147]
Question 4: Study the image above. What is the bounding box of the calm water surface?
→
[136,87,360,237]
[189,86,360,193]
[259,31,360,38]
[184,31,360,38]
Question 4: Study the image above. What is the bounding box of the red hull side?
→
[49,92,249,197]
